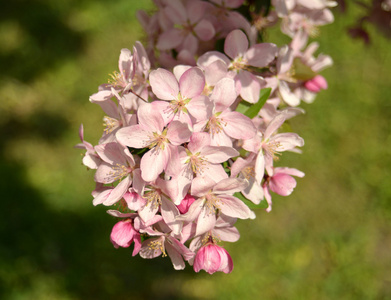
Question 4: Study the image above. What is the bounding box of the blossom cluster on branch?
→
[76,0,334,274]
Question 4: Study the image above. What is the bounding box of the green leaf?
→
[235,100,252,115]
[292,57,317,81]
[239,88,272,119]
[234,192,269,210]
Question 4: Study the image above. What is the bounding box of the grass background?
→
[1,0,390,299]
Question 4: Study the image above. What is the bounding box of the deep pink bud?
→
[304,75,328,93]
[110,220,136,248]
[193,243,233,274]
[269,173,297,196]
[176,194,196,214]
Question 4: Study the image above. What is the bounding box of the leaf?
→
[292,58,317,81]
[241,87,272,119]
[234,192,268,210]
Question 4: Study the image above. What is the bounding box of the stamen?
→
[144,189,162,210]
[263,140,282,160]
[206,115,226,136]
[148,239,166,257]
[108,71,127,88]
[204,193,223,214]
[103,116,118,134]
[242,166,255,180]
[108,163,130,181]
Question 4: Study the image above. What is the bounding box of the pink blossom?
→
[149,67,212,125]
[110,219,141,256]
[193,242,233,274]
[224,29,278,103]
[243,112,304,182]
[116,103,192,182]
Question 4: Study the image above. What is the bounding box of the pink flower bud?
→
[176,194,196,214]
[110,220,137,248]
[304,75,328,93]
[193,244,233,274]
[269,173,297,196]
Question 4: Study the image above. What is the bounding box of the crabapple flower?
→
[224,29,278,103]
[78,0,334,273]
[149,67,213,125]
[193,241,233,274]
[243,112,304,183]
[116,103,192,182]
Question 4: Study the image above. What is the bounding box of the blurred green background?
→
[1,1,390,299]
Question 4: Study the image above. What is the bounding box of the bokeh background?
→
[1,1,390,299]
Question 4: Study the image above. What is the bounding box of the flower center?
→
[109,163,131,181]
[144,188,162,210]
[103,116,119,134]
[108,71,127,88]
[263,140,282,160]
[206,114,226,136]
[148,238,167,257]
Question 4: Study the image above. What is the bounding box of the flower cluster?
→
[77,0,334,274]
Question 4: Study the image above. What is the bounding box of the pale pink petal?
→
[116,125,151,148]
[179,67,205,99]
[94,142,127,165]
[118,48,133,80]
[138,201,160,223]
[89,90,113,102]
[161,197,182,235]
[156,28,184,50]
[188,132,211,153]
[166,120,192,145]
[187,95,213,122]
[213,225,240,242]
[244,43,278,68]
[140,148,168,182]
[197,51,231,68]
[224,29,249,59]
[271,133,304,150]
[191,176,217,196]
[274,167,305,178]
[213,178,248,194]
[186,0,206,24]
[196,207,217,236]
[201,146,238,163]
[203,60,228,86]
[237,71,263,103]
[210,78,237,110]
[194,19,215,41]
[264,113,286,140]
[137,103,165,132]
[255,150,265,184]
[173,65,192,81]
[277,46,294,74]
[182,33,199,55]
[210,131,233,147]
[102,175,132,206]
[218,195,256,219]
[220,111,257,140]
[149,68,179,100]
[164,0,187,24]
[165,242,186,270]
[263,184,272,212]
